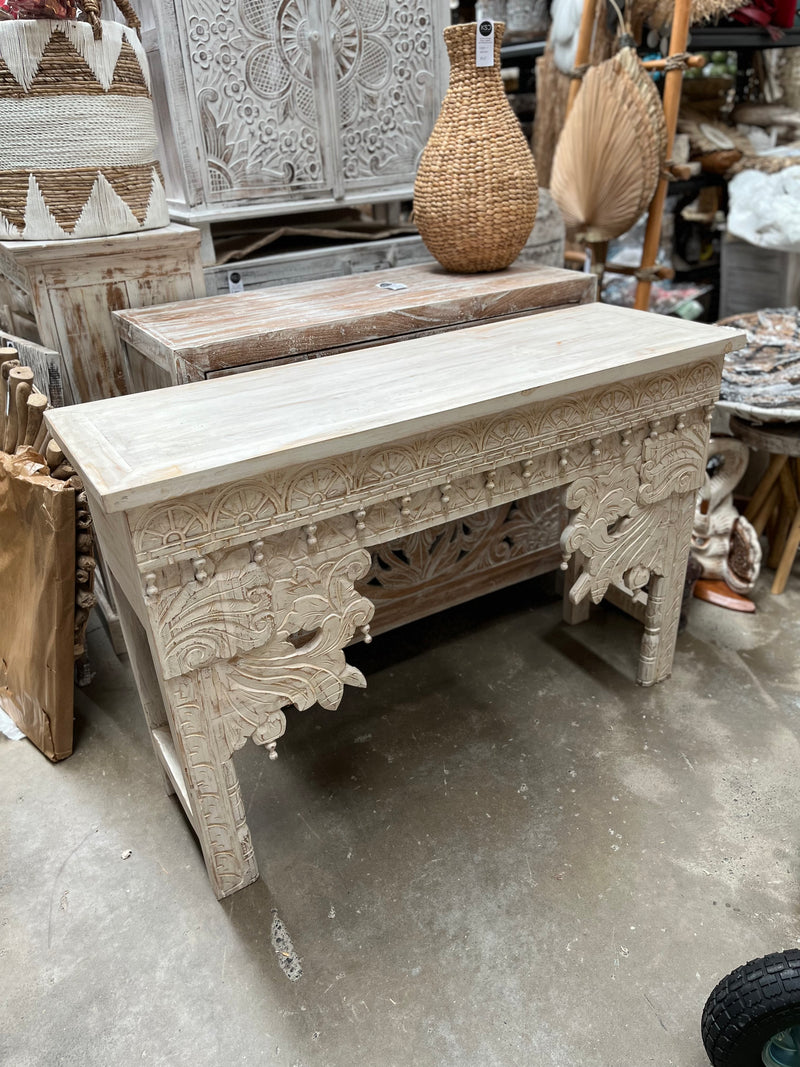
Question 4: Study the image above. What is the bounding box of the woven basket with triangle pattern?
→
[0,0,169,241]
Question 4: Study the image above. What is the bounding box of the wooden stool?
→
[733,415,800,594]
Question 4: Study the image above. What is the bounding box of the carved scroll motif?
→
[150,546,374,761]
[561,410,712,607]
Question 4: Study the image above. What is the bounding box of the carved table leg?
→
[137,544,374,899]
[637,568,686,686]
[163,673,260,899]
[637,489,696,686]
[111,576,259,896]
[561,422,705,688]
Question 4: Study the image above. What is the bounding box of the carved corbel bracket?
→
[561,419,707,605]
[150,544,374,761]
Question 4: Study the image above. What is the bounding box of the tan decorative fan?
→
[550,46,668,243]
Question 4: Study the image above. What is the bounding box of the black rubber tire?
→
[702,950,800,1066]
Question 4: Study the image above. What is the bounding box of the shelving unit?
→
[688,24,800,49]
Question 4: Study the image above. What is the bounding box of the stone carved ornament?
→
[691,435,761,595]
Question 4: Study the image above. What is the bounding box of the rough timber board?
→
[46,303,744,514]
[114,263,595,375]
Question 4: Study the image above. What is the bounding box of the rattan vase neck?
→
[443,22,506,93]
[413,22,539,273]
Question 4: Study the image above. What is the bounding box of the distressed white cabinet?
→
[141,0,450,225]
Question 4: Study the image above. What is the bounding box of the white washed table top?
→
[46,303,743,514]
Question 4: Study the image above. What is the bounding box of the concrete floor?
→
[3,570,800,1067]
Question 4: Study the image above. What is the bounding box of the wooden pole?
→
[642,54,704,71]
[566,0,598,116]
[634,0,693,311]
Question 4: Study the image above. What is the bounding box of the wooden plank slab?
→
[113,262,597,376]
[47,303,744,514]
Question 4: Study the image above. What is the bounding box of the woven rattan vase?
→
[413,22,538,273]
[0,3,169,241]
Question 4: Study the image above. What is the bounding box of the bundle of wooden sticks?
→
[1,347,96,661]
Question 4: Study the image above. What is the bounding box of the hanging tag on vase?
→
[476,20,495,66]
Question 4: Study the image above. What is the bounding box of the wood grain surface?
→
[114,263,597,379]
[48,302,744,513]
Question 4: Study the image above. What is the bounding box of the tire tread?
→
[702,950,800,1066]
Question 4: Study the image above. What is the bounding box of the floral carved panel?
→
[177,0,445,205]
[186,0,328,201]
[335,0,442,185]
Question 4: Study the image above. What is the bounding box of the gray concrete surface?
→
[3,571,800,1067]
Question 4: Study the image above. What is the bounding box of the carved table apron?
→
[45,303,743,899]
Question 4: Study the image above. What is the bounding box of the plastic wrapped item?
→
[727,159,800,251]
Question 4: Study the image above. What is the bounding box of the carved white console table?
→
[46,303,742,899]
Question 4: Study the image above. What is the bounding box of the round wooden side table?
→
[717,309,800,595]
[731,415,800,594]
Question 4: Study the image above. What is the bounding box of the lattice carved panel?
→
[360,490,562,601]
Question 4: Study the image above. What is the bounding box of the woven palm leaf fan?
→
[550,45,667,243]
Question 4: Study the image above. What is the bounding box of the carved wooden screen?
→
[145,0,449,215]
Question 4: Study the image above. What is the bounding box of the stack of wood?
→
[0,346,96,759]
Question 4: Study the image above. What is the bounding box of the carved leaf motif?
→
[564,454,639,527]
[638,423,709,504]
[564,501,671,605]
[155,547,374,759]
[156,565,276,678]
[561,449,676,605]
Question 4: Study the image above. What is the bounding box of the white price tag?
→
[227,270,245,294]
[377,281,408,291]
[476,19,495,66]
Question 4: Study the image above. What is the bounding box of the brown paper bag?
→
[0,447,75,761]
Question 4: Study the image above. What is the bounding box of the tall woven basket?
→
[0,0,169,241]
[413,22,538,273]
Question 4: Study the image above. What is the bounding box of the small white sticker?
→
[377,281,408,291]
[476,19,495,66]
[227,270,245,294]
